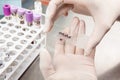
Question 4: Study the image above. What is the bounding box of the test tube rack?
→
[0,4,46,80]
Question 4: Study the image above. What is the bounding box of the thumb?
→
[85,24,110,56]
[44,4,73,32]
[44,0,64,32]
[40,48,55,79]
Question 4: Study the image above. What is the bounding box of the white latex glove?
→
[40,17,97,80]
[44,0,120,55]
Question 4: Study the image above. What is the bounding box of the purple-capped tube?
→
[33,14,41,27]
[11,6,17,16]
[25,11,33,26]
[10,6,18,21]
[17,8,26,24]
[3,4,11,20]
[33,14,41,42]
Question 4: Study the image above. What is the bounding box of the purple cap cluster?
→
[3,4,41,23]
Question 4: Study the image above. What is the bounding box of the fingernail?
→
[64,12,68,16]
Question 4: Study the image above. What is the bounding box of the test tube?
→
[17,8,26,24]
[25,11,33,26]
[34,0,42,13]
[11,6,17,16]
[33,14,41,27]
[11,6,17,21]
[3,4,11,20]
[33,14,41,44]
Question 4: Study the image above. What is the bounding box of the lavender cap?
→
[17,8,26,16]
[3,4,11,16]
[33,14,41,21]
[25,11,33,23]
[11,6,17,13]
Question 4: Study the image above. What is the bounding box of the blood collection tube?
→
[17,8,26,24]
[26,11,33,26]
[33,14,41,27]
[10,6,17,21]
[3,4,11,20]
[11,6,17,16]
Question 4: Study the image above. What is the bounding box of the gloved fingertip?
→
[43,24,49,33]
[40,48,48,55]
[43,24,51,33]
[84,52,89,56]
[84,48,92,56]
[43,27,49,33]
[44,20,54,33]
[64,12,68,16]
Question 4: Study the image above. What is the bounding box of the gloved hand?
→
[44,0,120,55]
[40,17,97,80]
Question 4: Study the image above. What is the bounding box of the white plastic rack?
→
[0,3,46,80]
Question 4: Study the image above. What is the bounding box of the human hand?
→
[44,0,120,55]
[40,17,97,80]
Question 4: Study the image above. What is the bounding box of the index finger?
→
[44,0,64,32]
